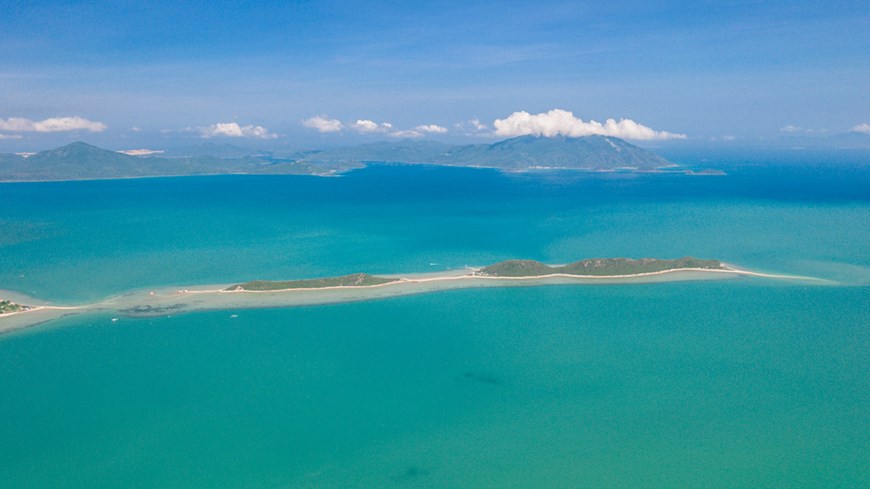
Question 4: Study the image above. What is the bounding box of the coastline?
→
[0,265,826,336]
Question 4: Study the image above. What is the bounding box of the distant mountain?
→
[732,131,870,150]
[292,140,455,164]
[0,142,339,181]
[295,135,672,171]
[159,142,266,158]
[0,153,24,165]
[442,135,671,170]
[825,131,870,149]
[0,136,675,181]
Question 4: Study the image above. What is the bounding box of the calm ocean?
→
[1,149,868,488]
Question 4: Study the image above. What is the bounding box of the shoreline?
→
[212,266,788,294]
[0,162,722,184]
[0,266,827,336]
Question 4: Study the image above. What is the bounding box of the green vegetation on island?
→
[0,300,30,314]
[227,273,399,291]
[223,257,724,292]
[478,257,723,277]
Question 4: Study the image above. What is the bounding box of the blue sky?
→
[1,0,868,150]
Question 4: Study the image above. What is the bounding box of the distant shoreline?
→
[0,163,726,184]
[0,263,825,336]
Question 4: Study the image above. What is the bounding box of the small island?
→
[0,299,31,315]
[477,257,723,277]
[222,257,725,292]
[227,273,400,291]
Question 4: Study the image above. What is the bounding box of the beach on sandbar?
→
[0,265,827,336]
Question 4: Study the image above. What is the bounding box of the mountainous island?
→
[0,135,690,181]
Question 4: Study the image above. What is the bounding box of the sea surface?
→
[1,149,868,488]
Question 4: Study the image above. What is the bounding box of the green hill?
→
[479,257,723,277]
[475,260,556,277]
[559,257,722,275]
[295,135,672,171]
[0,142,338,181]
[443,135,671,170]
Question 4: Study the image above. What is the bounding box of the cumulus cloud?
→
[780,125,802,133]
[492,109,686,141]
[304,116,449,138]
[302,115,343,133]
[351,119,393,133]
[387,124,448,138]
[851,123,870,134]
[199,122,277,139]
[0,133,23,140]
[414,124,448,134]
[0,116,107,133]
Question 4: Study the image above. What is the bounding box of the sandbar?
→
[0,264,827,336]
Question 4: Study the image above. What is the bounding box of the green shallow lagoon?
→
[1,283,867,488]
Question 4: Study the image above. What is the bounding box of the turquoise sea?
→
[1,149,868,488]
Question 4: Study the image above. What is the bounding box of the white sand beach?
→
[0,265,828,336]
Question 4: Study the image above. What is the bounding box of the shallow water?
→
[1,151,868,488]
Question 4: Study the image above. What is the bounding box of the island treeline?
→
[0,300,30,314]
[227,273,399,291]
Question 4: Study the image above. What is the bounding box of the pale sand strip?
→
[0,266,829,336]
[210,266,824,294]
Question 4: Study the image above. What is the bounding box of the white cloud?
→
[302,116,449,137]
[302,115,343,133]
[455,118,490,136]
[0,133,23,140]
[780,125,802,133]
[117,149,164,156]
[851,123,870,134]
[0,116,107,133]
[199,122,277,139]
[351,119,393,133]
[414,124,448,134]
[390,130,423,138]
[492,109,686,140]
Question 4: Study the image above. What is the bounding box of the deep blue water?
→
[0,151,868,488]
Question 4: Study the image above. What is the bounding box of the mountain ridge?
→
[0,136,677,181]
